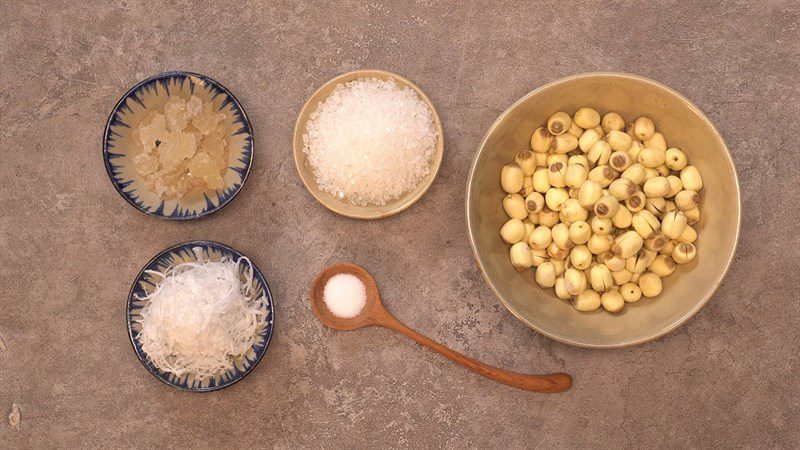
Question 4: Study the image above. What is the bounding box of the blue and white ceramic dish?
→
[127,241,274,392]
[104,72,253,220]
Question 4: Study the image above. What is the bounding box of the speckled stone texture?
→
[1,0,798,447]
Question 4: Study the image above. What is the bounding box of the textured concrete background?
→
[1,0,798,448]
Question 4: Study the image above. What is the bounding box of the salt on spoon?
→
[311,262,572,393]
[323,274,366,318]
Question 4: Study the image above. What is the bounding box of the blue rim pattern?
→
[103,71,254,220]
[126,241,274,392]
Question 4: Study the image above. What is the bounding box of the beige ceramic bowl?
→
[466,73,741,348]
[293,69,444,219]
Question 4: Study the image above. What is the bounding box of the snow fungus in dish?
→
[127,241,274,391]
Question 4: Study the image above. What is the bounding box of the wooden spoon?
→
[311,263,572,393]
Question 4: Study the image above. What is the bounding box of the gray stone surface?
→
[1,0,798,447]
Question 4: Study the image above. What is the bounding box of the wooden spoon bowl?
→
[311,263,385,331]
[311,263,572,393]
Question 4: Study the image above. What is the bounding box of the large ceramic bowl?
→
[127,240,274,391]
[104,71,253,220]
[293,69,444,219]
[466,73,741,348]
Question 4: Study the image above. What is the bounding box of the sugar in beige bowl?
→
[293,69,444,219]
[466,73,741,348]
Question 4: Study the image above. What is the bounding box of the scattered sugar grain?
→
[8,403,20,430]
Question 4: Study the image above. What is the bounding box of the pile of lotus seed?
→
[499,108,702,313]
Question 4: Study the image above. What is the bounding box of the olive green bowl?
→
[466,72,741,348]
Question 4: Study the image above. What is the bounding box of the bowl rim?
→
[102,70,254,221]
[292,69,445,219]
[125,240,275,391]
[465,71,742,348]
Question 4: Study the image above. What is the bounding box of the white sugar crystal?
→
[303,78,437,206]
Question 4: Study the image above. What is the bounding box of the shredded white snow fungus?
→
[303,77,437,206]
[135,251,268,379]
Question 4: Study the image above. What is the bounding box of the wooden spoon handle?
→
[379,314,572,393]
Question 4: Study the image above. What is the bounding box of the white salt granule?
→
[324,274,367,318]
[303,77,437,205]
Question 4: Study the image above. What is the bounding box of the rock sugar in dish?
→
[303,78,437,205]
[135,249,268,379]
[131,95,229,199]
[324,274,367,318]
